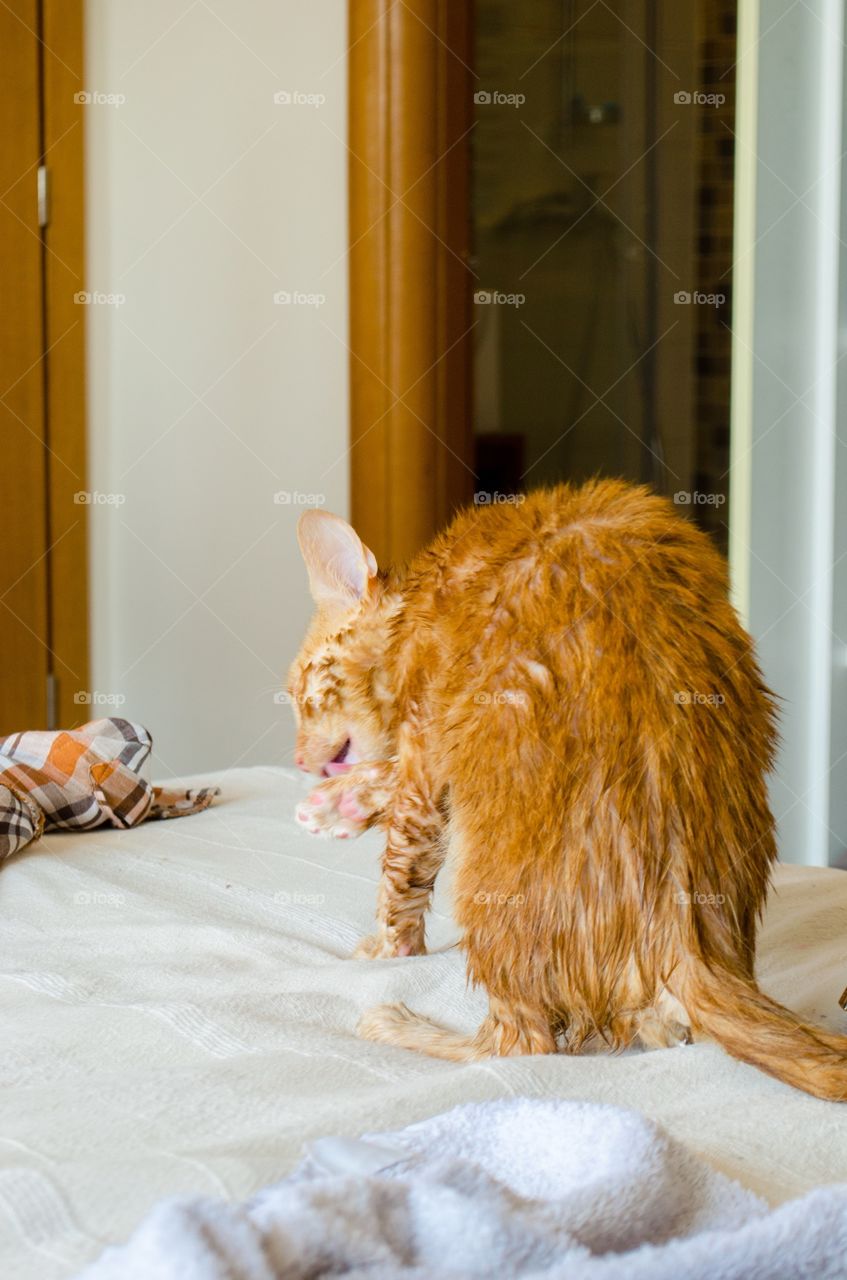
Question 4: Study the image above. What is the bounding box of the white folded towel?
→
[77,1098,847,1279]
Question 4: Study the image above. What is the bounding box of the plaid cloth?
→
[0,718,219,861]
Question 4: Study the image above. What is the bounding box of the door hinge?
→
[46,672,58,729]
[37,164,50,229]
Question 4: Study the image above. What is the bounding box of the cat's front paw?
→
[295,765,393,839]
[353,929,427,959]
[295,780,368,839]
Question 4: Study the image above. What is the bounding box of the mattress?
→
[1,765,846,1279]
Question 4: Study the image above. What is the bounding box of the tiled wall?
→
[473,0,737,554]
[472,1,644,489]
[692,0,737,552]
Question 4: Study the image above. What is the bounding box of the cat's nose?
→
[295,753,307,770]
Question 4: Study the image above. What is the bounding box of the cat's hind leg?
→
[605,1005,692,1051]
[359,995,557,1061]
[632,988,693,1049]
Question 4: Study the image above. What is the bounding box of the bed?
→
[2,765,846,1279]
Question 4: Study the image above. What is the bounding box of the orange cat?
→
[287,480,847,1100]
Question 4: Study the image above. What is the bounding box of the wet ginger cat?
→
[287,480,847,1100]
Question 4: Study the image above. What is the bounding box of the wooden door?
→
[0,0,87,734]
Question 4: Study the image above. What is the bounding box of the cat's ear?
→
[297,510,378,606]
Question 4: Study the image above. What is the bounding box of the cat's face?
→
[288,511,394,776]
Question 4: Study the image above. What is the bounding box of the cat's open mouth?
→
[323,739,356,777]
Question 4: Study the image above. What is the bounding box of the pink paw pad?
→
[338,792,367,822]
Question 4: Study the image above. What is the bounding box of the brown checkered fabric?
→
[0,718,219,861]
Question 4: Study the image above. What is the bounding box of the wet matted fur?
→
[287,480,847,1100]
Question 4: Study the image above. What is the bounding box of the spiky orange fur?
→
[288,481,847,1100]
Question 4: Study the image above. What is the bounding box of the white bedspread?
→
[2,766,847,1279]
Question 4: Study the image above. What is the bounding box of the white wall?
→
[731,0,845,865]
[85,0,348,777]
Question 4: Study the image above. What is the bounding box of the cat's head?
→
[287,511,396,776]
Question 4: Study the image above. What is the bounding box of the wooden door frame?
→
[1,0,47,732]
[43,0,89,728]
[0,0,87,732]
[348,0,475,566]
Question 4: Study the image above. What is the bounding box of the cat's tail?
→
[679,958,847,1101]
